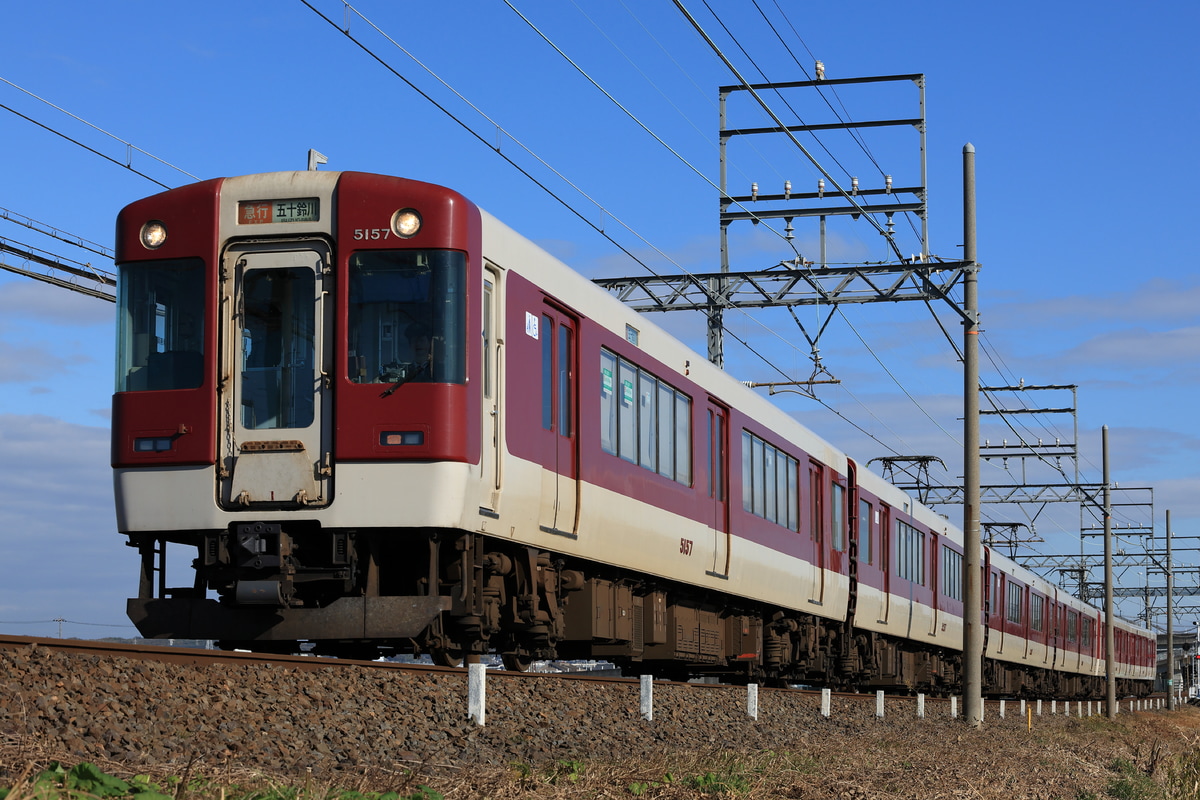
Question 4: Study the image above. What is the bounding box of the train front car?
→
[114,172,482,658]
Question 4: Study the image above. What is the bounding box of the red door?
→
[536,303,578,536]
[706,400,730,578]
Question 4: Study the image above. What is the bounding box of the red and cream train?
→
[113,170,1154,696]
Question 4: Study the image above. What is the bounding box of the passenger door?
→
[705,400,730,578]
[218,243,332,508]
[808,461,826,605]
[536,303,578,536]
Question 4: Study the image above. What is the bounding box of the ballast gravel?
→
[0,642,1180,798]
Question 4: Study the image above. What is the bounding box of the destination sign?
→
[238,198,321,224]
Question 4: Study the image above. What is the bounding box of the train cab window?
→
[347,250,465,385]
[116,258,205,392]
[240,267,315,429]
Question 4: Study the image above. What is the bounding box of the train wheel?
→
[431,644,465,667]
[501,650,534,672]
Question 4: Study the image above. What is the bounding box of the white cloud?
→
[990,277,1200,332]
[0,280,114,327]
[0,414,134,634]
[0,340,88,383]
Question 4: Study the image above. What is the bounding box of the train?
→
[112,170,1155,697]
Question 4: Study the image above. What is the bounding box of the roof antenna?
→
[307,149,329,171]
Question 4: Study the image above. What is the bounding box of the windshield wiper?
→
[379,360,430,398]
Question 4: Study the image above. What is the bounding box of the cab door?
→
[480,265,503,513]
[218,242,332,508]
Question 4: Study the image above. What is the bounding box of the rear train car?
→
[113,171,1154,693]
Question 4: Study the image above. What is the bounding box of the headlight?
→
[140,221,167,249]
[391,208,422,238]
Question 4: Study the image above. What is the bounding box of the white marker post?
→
[640,675,653,721]
[468,662,486,726]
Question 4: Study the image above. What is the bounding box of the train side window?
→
[618,359,637,461]
[762,441,774,521]
[740,431,798,531]
[831,483,846,552]
[557,323,572,436]
[707,409,723,500]
[600,348,690,484]
[941,545,962,601]
[657,383,674,478]
[638,371,657,470]
[786,459,798,531]
[1031,594,1045,632]
[858,499,873,565]
[482,279,493,399]
[896,520,924,585]
[676,393,692,487]
[600,351,617,455]
[541,314,554,431]
[809,463,824,544]
[1006,582,1024,624]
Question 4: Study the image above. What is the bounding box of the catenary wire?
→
[1,76,199,183]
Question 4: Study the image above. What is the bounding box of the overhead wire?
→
[0,76,198,185]
[305,0,895,413]
[501,0,802,260]
[672,0,973,466]
[699,0,861,190]
[609,0,788,191]
[672,0,904,261]
[309,0,1112,540]
[0,206,114,261]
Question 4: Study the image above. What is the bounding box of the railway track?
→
[0,633,924,705]
[5,633,1138,712]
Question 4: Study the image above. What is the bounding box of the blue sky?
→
[1,1,1197,638]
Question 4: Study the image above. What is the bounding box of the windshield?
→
[240,266,316,429]
[348,250,466,385]
[115,258,205,392]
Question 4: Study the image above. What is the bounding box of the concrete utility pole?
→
[1168,508,1175,711]
[962,143,983,727]
[1104,426,1117,718]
